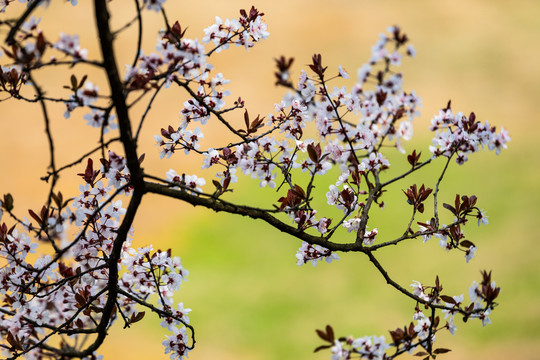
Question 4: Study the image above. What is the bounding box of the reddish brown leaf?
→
[460,240,475,248]
[70,74,77,91]
[313,344,332,353]
[325,325,335,342]
[138,153,146,165]
[75,293,86,307]
[307,143,319,163]
[443,203,456,215]
[28,209,42,225]
[3,193,14,211]
[244,109,250,129]
[131,311,146,323]
[434,348,452,354]
[315,329,330,342]
[78,75,88,90]
[293,184,306,199]
[440,295,456,304]
[7,332,23,351]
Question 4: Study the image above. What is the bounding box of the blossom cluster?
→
[321,272,500,359]
[417,194,489,263]
[155,26,414,247]
[429,104,510,164]
[410,271,500,335]
[0,4,272,357]
[0,171,123,358]
[295,241,339,267]
[330,335,389,360]
[0,151,190,359]
[0,65,28,96]
[120,245,191,359]
[202,7,269,51]
[156,26,423,251]
[53,33,88,62]
[153,25,509,273]
[125,29,208,88]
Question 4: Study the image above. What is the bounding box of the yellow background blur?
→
[1,0,539,359]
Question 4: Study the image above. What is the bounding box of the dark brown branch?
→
[319,74,361,166]
[117,288,196,349]
[366,219,465,251]
[5,0,43,44]
[94,0,142,179]
[26,59,104,70]
[144,181,360,252]
[364,250,470,315]
[174,79,248,140]
[355,184,379,245]
[6,288,108,360]
[25,72,61,253]
[41,137,121,182]
[433,153,454,227]
[67,185,144,358]
[63,1,147,356]
[380,157,434,188]
[0,307,99,335]
[135,79,166,141]
[21,184,130,295]
[130,0,143,69]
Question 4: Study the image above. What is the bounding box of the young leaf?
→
[28,209,43,225]
[138,153,146,165]
[434,348,452,354]
[70,74,77,91]
[440,295,456,305]
[244,109,250,129]
[131,311,146,324]
[443,203,456,216]
[313,344,332,353]
[6,332,23,351]
[3,193,13,211]
[307,143,319,163]
[460,240,475,249]
[325,325,335,342]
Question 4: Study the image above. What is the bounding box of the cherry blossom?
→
[296,242,340,267]
[54,33,88,61]
[143,0,166,12]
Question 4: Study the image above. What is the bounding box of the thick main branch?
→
[144,181,360,252]
[62,1,147,357]
[94,0,142,179]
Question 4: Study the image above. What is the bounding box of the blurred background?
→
[1,0,539,359]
